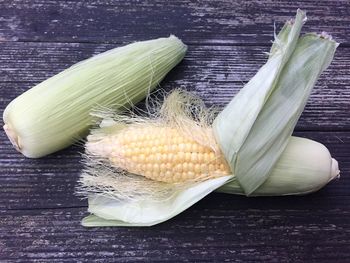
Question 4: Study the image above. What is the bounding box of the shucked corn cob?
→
[83,89,339,193]
[78,89,339,228]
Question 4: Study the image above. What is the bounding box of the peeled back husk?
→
[3,36,187,158]
[213,10,339,195]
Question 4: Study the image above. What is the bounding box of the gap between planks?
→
[1,39,350,48]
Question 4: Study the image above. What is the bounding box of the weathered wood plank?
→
[1,202,350,262]
[0,131,348,210]
[0,42,349,130]
[0,0,349,45]
[0,1,349,261]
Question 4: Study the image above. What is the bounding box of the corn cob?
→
[85,115,338,192]
[82,89,339,192]
[86,125,231,183]
[79,88,339,227]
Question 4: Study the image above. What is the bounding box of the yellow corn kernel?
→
[98,125,231,183]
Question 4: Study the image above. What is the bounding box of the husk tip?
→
[319,31,340,47]
[3,123,21,152]
[168,34,187,51]
[331,158,340,180]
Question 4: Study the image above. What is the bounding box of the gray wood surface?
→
[0,0,349,262]
[1,0,349,45]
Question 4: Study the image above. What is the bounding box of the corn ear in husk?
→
[3,36,187,158]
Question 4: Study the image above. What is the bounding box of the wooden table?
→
[1,1,349,262]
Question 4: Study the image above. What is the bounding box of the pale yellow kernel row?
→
[105,125,231,183]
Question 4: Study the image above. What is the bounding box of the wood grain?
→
[0,0,349,45]
[1,201,350,262]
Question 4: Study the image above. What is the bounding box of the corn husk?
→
[217,137,339,196]
[82,176,232,227]
[213,10,339,195]
[3,36,187,158]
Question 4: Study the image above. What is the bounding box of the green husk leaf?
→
[3,36,187,158]
[213,10,338,195]
[82,176,232,227]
